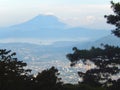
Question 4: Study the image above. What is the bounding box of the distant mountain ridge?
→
[75,34,120,49]
[0,14,110,41]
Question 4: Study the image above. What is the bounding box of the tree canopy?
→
[67,1,120,90]
[0,49,63,90]
[0,49,32,90]
[67,45,120,87]
[105,1,120,37]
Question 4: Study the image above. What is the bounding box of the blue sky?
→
[0,0,120,29]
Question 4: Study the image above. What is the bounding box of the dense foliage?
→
[105,1,120,37]
[0,49,107,90]
[0,49,63,90]
[0,49,32,90]
[66,1,120,90]
[67,45,120,88]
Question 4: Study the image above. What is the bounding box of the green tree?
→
[0,49,32,90]
[0,49,63,90]
[34,66,63,90]
[67,1,120,89]
[105,1,120,90]
[105,1,120,37]
[107,79,120,90]
[67,45,120,87]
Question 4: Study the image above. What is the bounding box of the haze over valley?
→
[0,15,120,83]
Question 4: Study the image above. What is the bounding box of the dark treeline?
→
[0,49,107,90]
[0,49,63,90]
[0,1,120,90]
[67,45,120,90]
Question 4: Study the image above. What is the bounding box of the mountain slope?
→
[10,15,67,29]
[0,14,110,41]
[76,35,120,49]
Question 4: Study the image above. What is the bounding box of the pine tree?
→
[105,1,120,37]
[67,1,120,89]
[0,49,31,90]
[67,45,120,87]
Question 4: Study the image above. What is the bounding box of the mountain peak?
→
[35,14,57,18]
[26,14,67,28]
[31,14,58,22]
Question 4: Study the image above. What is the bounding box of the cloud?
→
[0,2,113,29]
[86,16,96,24]
[42,4,112,29]
[56,4,113,29]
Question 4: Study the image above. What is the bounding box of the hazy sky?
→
[0,0,119,29]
